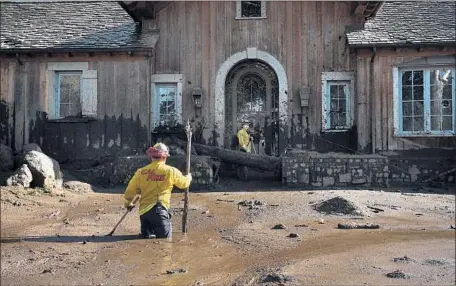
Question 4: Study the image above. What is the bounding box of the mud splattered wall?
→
[150,1,363,152]
[355,47,456,152]
[0,54,152,161]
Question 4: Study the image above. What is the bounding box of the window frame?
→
[46,62,98,121]
[55,71,83,119]
[321,72,355,132]
[235,1,267,20]
[393,66,456,137]
[150,74,183,128]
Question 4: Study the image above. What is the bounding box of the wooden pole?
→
[182,120,192,233]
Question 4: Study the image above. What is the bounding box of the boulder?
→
[24,151,63,188]
[0,144,14,171]
[6,164,33,188]
[14,143,43,169]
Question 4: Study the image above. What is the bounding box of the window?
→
[151,74,183,128]
[321,72,354,131]
[236,1,266,19]
[155,84,177,127]
[47,62,98,120]
[56,72,82,118]
[395,67,455,136]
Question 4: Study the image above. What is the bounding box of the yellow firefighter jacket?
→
[123,160,191,216]
[237,128,251,152]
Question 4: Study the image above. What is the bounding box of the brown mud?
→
[1,184,455,285]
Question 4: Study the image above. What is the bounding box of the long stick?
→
[182,120,192,233]
[106,194,140,236]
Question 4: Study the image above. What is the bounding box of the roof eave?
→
[0,46,154,55]
[348,42,456,49]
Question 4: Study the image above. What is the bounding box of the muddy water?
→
[1,189,455,285]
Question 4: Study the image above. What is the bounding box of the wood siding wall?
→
[151,1,363,151]
[356,48,456,152]
[0,55,152,160]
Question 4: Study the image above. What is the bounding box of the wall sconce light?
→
[299,86,311,107]
[192,87,203,115]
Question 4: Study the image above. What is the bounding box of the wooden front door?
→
[225,60,279,156]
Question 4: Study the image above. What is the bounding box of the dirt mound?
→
[313,196,363,216]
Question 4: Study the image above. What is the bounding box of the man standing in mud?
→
[123,143,192,239]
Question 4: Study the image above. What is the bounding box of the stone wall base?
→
[282,150,455,187]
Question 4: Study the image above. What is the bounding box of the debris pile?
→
[337,222,380,229]
[238,200,266,210]
[260,272,294,284]
[393,256,415,263]
[386,270,412,279]
[313,196,364,216]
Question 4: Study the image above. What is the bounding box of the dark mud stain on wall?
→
[0,100,10,145]
[28,113,148,162]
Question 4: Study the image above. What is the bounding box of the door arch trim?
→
[215,48,288,149]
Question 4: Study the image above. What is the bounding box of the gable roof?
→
[0,1,157,53]
[347,1,456,47]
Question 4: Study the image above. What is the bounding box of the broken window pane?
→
[328,83,349,128]
[442,100,452,115]
[403,117,412,131]
[241,1,262,17]
[413,117,424,131]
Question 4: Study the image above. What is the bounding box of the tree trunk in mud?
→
[192,143,281,171]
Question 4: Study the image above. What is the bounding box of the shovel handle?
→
[107,194,140,236]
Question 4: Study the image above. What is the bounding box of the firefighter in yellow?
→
[123,143,192,239]
[237,121,253,153]
[236,121,253,179]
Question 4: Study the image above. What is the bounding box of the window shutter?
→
[81,70,98,117]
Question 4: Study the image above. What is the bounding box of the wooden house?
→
[1,1,455,166]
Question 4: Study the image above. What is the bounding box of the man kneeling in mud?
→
[123,143,192,239]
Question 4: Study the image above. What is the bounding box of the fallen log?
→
[192,143,282,172]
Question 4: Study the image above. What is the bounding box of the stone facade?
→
[389,157,455,184]
[282,151,389,187]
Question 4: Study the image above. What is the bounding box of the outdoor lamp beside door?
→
[192,87,203,116]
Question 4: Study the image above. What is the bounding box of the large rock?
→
[24,151,63,188]
[14,143,43,169]
[6,164,33,188]
[0,144,14,171]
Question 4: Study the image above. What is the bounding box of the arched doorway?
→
[225,60,279,156]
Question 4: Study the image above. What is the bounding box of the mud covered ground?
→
[1,178,455,286]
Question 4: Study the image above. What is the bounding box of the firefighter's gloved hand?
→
[126,205,135,212]
[186,173,193,182]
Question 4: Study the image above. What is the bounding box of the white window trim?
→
[46,62,98,120]
[235,1,267,20]
[151,74,183,128]
[321,72,355,132]
[393,64,456,137]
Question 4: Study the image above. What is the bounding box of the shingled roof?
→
[0,1,157,52]
[347,1,456,47]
